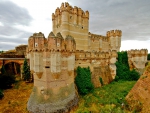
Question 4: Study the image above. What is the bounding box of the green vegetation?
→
[99,77,104,86]
[75,80,136,113]
[0,89,4,99]
[0,65,15,89]
[22,58,31,82]
[75,66,94,95]
[147,53,150,60]
[115,51,140,81]
[0,50,3,53]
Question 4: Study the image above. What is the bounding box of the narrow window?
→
[35,43,38,47]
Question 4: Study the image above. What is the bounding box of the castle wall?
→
[27,32,78,113]
[75,50,117,87]
[26,2,124,112]
[127,49,148,74]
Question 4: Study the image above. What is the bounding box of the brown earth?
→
[0,81,33,113]
[126,63,150,113]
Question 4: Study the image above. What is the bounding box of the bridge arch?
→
[4,60,24,65]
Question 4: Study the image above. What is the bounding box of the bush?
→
[75,66,94,95]
[99,77,104,86]
[147,53,150,60]
[0,65,16,89]
[0,89,4,99]
[115,51,140,81]
[0,73,15,89]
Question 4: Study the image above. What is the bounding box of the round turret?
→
[28,36,34,51]
[78,8,82,16]
[33,32,45,51]
[65,35,76,51]
[48,32,56,50]
[85,11,89,19]
[56,32,64,51]
[73,6,78,14]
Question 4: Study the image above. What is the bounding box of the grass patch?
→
[0,79,136,112]
[74,80,136,113]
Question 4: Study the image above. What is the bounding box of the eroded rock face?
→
[126,64,150,113]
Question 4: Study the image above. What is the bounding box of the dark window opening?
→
[45,66,50,68]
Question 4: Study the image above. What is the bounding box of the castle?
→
[26,2,147,113]
[52,2,122,52]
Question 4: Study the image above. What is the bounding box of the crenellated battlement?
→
[75,50,117,60]
[89,32,109,42]
[27,32,76,52]
[127,49,148,71]
[106,30,122,37]
[52,2,89,19]
[128,49,148,56]
[52,2,89,51]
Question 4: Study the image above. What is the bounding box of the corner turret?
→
[107,30,122,52]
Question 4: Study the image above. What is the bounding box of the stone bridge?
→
[0,58,26,68]
[0,55,29,77]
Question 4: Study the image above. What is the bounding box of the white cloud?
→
[121,40,150,52]
[1,0,149,52]
[0,22,4,26]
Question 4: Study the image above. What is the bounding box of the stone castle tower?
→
[27,2,123,112]
[52,2,122,52]
[52,2,89,51]
[127,49,148,73]
[27,32,78,113]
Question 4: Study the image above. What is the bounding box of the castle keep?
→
[52,2,122,52]
[26,2,123,113]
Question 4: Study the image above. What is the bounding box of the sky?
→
[0,0,150,52]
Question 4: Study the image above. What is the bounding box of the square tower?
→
[52,2,89,51]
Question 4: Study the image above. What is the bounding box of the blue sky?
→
[0,0,150,52]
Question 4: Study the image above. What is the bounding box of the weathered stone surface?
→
[126,64,150,113]
[127,49,148,73]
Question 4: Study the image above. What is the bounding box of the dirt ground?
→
[0,81,33,113]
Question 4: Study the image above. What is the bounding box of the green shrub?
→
[99,77,104,86]
[22,58,31,81]
[0,65,15,89]
[115,51,140,81]
[75,66,94,95]
[147,53,150,60]
[0,89,4,99]
[0,73,15,89]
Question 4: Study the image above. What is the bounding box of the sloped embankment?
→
[126,63,150,112]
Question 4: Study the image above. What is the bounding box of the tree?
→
[115,51,140,81]
[22,58,31,81]
[147,53,150,60]
[0,66,15,89]
[1,65,6,74]
[75,66,94,95]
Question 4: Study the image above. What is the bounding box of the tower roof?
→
[48,31,55,38]
[56,32,63,39]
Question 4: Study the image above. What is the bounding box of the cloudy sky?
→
[0,0,150,52]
